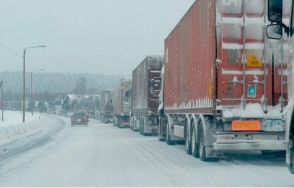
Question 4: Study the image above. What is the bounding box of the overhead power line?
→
[0,42,22,57]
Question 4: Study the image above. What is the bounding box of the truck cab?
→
[267,0,294,174]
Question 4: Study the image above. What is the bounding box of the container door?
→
[217,0,269,110]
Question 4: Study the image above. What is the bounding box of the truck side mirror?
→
[268,0,283,22]
[150,79,155,94]
[266,24,282,39]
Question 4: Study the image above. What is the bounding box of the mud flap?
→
[206,145,222,158]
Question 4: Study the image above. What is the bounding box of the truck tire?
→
[142,123,146,135]
[141,117,145,135]
[185,122,192,155]
[117,117,122,128]
[142,118,148,136]
[191,122,199,158]
[166,120,175,145]
[118,123,122,128]
[159,137,165,141]
[130,117,134,130]
[198,122,208,161]
[158,118,166,141]
[133,119,139,132]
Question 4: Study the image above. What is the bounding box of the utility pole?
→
[20,82,21,113]
[31,71,33,115]
[22,45,46,122]
[23,49,26,122]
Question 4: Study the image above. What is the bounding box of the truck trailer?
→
[100,89,114,123]
[86,95,100,118]
[113,77,132,128]
[157,0,288,161]
[130,55,164,135]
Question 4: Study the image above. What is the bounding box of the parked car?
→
[71,111,89,126]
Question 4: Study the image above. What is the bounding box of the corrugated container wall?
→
[164,0,216,114]
[132,55,164,113]
[164,0,289,114]
[100,89,114,114]
[113,77,132,115]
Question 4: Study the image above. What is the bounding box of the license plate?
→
[263,120,284,132]
[232,120,260,131]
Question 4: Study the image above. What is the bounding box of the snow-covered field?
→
[0,116,293,186]
[0,111,47,144]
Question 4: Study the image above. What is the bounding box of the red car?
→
[71,111,89,126]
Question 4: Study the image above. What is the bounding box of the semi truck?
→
[100,89,114,123]
[113,77,132,128]
[266,0,294,174]
[130,55,164,135]
[86,95,100,118]
[38,101,47,112]
[156,0,288,161]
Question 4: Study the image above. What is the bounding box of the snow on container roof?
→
[147,55,164,69]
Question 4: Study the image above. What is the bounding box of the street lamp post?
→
[23,45,46,123]
[31,69,45,115]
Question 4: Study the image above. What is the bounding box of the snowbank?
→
[0,111,47,143]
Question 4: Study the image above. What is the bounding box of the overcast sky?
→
[0,0,195,75]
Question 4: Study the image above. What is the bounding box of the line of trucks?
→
[96,0,294,173]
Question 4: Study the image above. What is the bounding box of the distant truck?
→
[156,0,287,161]
[38,101,47,113]
[100,89,114,123]
[130,55,164,135]
[86,95,100,118]
[71,99,79,111]
[113,77,132,128]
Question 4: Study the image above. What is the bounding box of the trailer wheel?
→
[191,122,199,158]
[159,137,165,141]
[134,118,139,132]
[117,117,122,128]
[113,117,116,126]
[142,117,148,136]
[185,122,192,155]
[199,122,207,161]
[140,116,144,135]
[130,117,134,130]
[166,120,175,145]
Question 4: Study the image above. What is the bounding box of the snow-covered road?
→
[0,116,294,187]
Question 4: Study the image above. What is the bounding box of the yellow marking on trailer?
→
[247,53,262,67]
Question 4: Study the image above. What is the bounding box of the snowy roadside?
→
[0,111,47,145]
